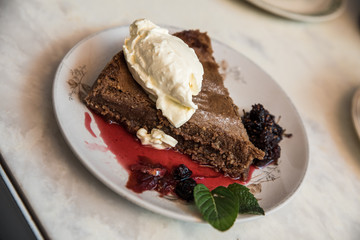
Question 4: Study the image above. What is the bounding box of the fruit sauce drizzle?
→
[84,112,255,198]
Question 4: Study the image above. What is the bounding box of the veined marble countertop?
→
[1,0,360,239]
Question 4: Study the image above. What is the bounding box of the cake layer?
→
[85,30,264,180]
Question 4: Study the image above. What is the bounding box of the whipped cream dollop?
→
[123,19,204,128]
[136,128,178,150]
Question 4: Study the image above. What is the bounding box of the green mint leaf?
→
[228,183,265,215]
[194,184,239,231]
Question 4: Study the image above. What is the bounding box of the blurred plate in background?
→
[244,0,346,22]
[352,87,360,140]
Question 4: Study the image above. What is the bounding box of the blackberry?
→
[173,164,192,180]
[175,178,197,201]
[242,104,290,167]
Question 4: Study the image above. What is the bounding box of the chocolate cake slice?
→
[84,30,264,180]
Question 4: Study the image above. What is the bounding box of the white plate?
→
[245,0,346,22]
[53,26,309,223]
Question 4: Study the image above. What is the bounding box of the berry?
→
[175,178,197,201]
[173,164,192,180]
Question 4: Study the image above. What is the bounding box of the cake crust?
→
[85,30,264,180]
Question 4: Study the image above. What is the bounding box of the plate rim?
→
[52,25,310,223]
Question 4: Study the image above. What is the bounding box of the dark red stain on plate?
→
[84,111,254,191]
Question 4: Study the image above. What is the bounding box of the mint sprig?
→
[194,184,239,231]
[194,183,264,231]
[228,183,264,215]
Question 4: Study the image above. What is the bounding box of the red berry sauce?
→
[84,112,255,193]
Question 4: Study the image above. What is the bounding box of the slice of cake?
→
[84,30,264,180]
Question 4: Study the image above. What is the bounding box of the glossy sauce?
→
[85,112,254,191]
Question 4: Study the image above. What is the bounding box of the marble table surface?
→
[1,0,360,239]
